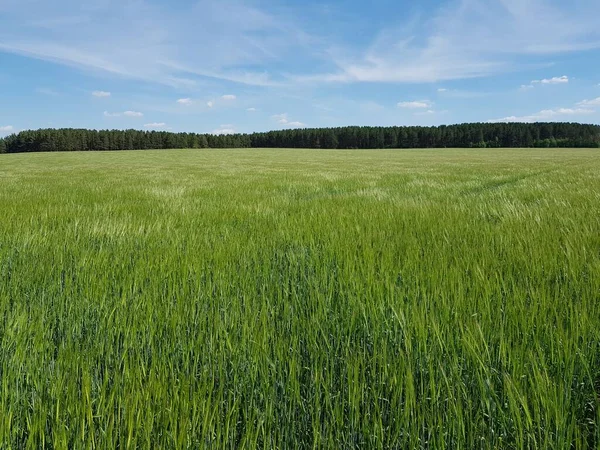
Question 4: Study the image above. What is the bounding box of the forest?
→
[1,122,599,153]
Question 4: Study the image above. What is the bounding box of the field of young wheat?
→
[0,148,599,449]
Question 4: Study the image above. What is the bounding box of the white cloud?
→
[297,1,600,84]
[104,110,143,117]
[176,98,193,105]
[0,0,597,93]
[246,107,257,112]
[273,113,289,124]
[221,94,236,101]
[212,125,236,135]
[489,107,594,123]
[1,0,599,137]
[92,90,111,97]
[577,97,600,107]
[398,100,432,109]
[415,110,436,115]
[532,75,569,85]
[0,125,14,133]
[144,122,167,128]
[520,84,534,91]
[490,94,600,123]
[0,0,301,88]
[272,113,305,128]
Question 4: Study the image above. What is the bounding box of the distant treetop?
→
[1,122,599,153]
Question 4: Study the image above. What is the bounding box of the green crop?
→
[1,148,599,449]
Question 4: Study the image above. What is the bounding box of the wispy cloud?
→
[398,100,432,109]
[490,94,600,124]
[577,97,600,107]
[199,95,237,110]
[0,0,598,91]
[0,125,14,133]
[273,113,289,124]
[1,0,600,132]
[532,75,569,85]
[272,113,305,128]
[520,84,534,91]
[298,1,600,84]
[104,110,143,117]
[144,122,167,129]
[212,125,236,135]
[0,0,306,88]
[489,107,594,123]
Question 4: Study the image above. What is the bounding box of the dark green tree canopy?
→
[1,123,599,153]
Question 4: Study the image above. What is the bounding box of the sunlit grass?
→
[1,148,599,449]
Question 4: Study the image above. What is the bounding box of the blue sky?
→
[1,0,599,136]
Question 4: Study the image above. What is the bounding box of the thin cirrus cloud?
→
[0,0,599,130]
[272,113,305,128]
[489,105,595,123]
[201,96,237,110]
[398,101,432,109]
[532,75,569,85]
[577,97,600,107]
[104,111,143,117]
[212,125,236,135]
[144,122,167,129]
[489,95,600,124]
[0,125,14,133]
[296,1,600,84]
[1,0,598,90]
[0,0,302,88]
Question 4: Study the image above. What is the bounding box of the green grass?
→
[0,148,599,449]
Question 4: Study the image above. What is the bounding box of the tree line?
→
[1,123,599,153]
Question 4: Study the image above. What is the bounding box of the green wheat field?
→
[1,148,599,449]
